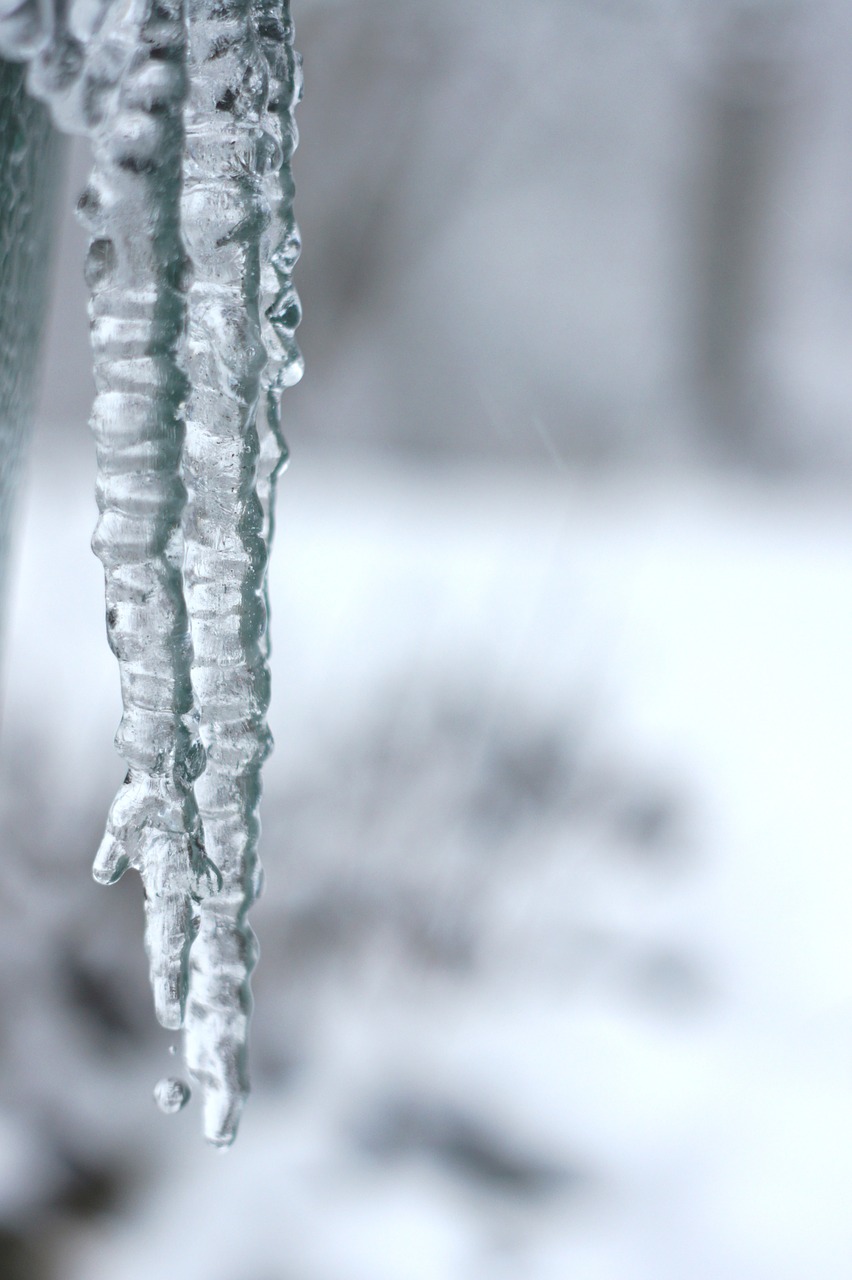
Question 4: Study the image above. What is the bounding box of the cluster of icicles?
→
[0,0,302,1145]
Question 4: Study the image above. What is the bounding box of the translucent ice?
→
[154,1076,191,1114]
[1,0,302,1143]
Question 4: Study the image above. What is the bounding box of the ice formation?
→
[0,0,302,1145]
[154,1076,191,1113]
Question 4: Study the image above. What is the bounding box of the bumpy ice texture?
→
[180,0,303,1146]
[0,0,302,1145]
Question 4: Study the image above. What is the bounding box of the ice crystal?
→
[0,0,302,1145]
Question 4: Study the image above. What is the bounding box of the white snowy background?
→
[2,1,852,1277]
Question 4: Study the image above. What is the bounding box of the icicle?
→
[81,0,211,1034]
[0,3,209,1028]
[1,0,302,1144]
[179,0,301,1146]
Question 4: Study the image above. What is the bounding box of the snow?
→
[2,432,851,1276]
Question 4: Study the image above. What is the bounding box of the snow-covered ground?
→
[1,429,851,1278]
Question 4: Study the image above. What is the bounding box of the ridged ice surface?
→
[1,0,302,1144]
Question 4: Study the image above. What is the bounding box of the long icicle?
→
[0,0,302,1141]
[80,0,209,1031]
[180,0,299,1146]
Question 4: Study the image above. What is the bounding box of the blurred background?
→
[2,0,852,1275]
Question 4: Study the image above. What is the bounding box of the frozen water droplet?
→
[154,1077,190,1115]
[168,1044,177,1056]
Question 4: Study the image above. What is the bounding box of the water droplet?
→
[168,1043,177,1056]
[154,1077,190,1115]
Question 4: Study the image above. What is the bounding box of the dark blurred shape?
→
[0,1227,48,1280]
[631,947,709,1012]
[357,1094,584,1198]
[688,2,808,463]
[52,1152,131,1221]
[612,790,681,852]
[470,725,577,838]
[63,952,144,1045]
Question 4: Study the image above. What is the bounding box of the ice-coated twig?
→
[78,0,210,1032]
[180,0,300,1147]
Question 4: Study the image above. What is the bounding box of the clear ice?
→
[154,1076,191,1113]
[0,0,302,1145]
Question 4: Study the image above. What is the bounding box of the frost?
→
[0,0,302,1144]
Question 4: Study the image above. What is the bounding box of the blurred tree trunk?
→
[690,6,801,464]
